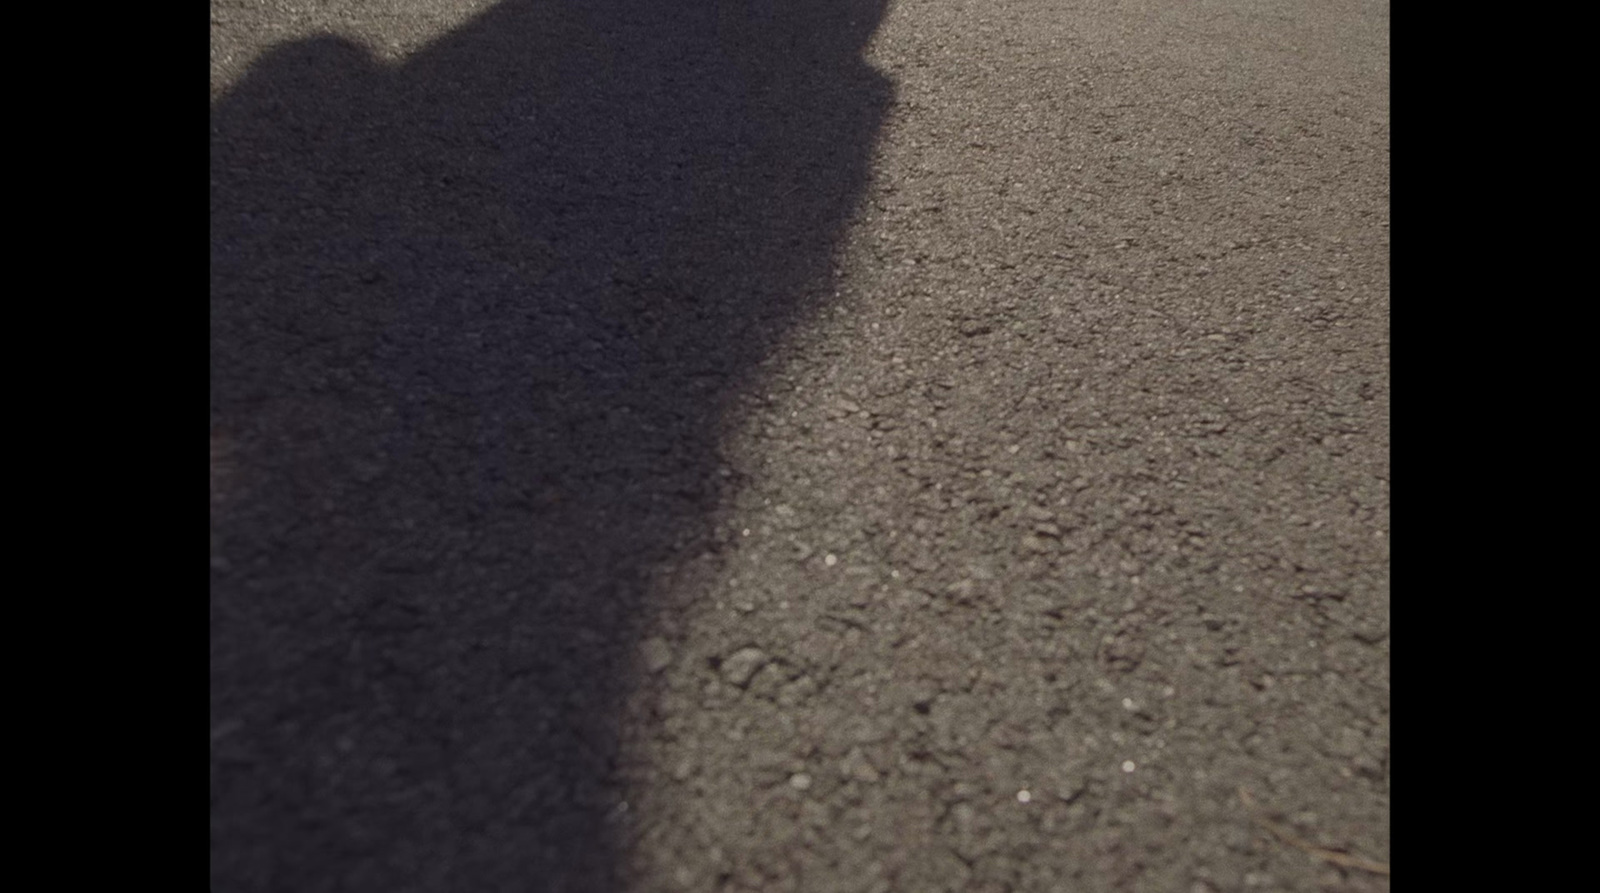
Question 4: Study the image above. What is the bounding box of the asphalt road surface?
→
[210,1,1390,891]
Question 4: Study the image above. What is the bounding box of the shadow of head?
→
[211,2,892,891]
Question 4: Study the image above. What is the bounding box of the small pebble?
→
[639,637,673,674]
[720,647,769,688]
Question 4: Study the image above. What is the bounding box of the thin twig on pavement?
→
[1238,787,1390,877]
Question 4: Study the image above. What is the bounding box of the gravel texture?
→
[211,1,1390,891]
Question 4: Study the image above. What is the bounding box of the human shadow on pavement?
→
[210,2,890,890]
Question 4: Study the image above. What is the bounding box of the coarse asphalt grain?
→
[211,1,1389,891]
